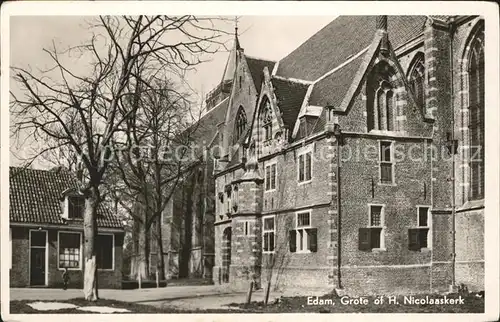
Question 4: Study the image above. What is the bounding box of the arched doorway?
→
[221,227,232,283]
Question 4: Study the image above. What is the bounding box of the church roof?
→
[221,38,239,84]
[246,56,276,93]
[271,77,310,131]
[190,97,230,147]
[276,16,428,82]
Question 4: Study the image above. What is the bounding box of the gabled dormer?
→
[314,16,433,138]
[60,188,85,220]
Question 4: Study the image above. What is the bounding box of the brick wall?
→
[340,137,433,266]
[10,226,123,289]
[342,265,431,295]
[211,16,484,295]
[10,227,29,287]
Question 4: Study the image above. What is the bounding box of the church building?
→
[205,15,484,295]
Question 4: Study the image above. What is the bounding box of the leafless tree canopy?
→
[10,15,230,300]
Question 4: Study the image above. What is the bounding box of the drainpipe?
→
[333,124,343,289]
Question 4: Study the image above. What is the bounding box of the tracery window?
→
[367,61,396,132]
[234,106,247,142]
[408,54,426,112]
[260,97,273,141]
[467,28,485,200]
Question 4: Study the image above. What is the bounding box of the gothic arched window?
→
[260,97,273,141]
[234,106,247,142]
[408,54,425,112]
[367,61,396,132]
[468,28,485,200]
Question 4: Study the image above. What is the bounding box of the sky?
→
[9,15,335,168]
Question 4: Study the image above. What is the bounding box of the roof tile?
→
[276,16,427,81]
[9,167,123,228]
[246,56,276,93]
[271,78,310,132]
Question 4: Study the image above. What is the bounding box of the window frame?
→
[235,106,247,142]
[96,233,115,271]
[407,54,426,113]
[378,140,395,185]
[264,161,277,192]
[367,203,386,251]
[57,231,83,271]
[262,215,276,254]
[297,149,313,185]
[66,195,85,219]
[416,205,432,250]
[29,229,49,286]
[241,220,255,237]
[367,62,397,132]
[295,210,312,253]
[260,97,273,142]
[467,29,485,201]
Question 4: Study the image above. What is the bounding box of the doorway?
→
[29,230,47,286]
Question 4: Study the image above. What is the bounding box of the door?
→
[30,248,46,285]
[30,230,47,286]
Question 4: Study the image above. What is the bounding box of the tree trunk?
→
[135,218,149,280]
[156,215,166,281]
[83,187,99,301]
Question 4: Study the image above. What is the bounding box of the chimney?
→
[377,15,389,56]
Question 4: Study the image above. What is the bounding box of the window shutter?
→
[419,228,429,248]
[408,228,421,251]
[308,228,318,252]
[289,230,296,252]
[358,228,372,251]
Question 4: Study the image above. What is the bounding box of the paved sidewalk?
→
[10,285,329,311]
[11,285,233,302]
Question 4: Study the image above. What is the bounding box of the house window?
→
[68,195,85,219]
[367,61,396,132]
[243,221,253,236]
[379,141,394,184]
[97,234,114,270]
[408,54,425,112]
[234,106,247,142]
[265,163,277,191]
[289,211,317,253]
[260,97,273,141]
[58,232,81,269]
[359,205,385,251]
[298,151,313,183]
[468,28,484,200]
[409,206,431,251]
[226,189,232,215]
[262,216,275,253]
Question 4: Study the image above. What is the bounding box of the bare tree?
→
[107,70,204,282]
[10,15,229,301]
